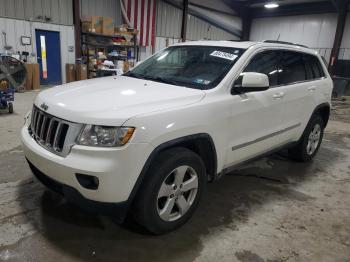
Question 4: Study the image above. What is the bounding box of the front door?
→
[225,50,286,167]
[35,30,62,85]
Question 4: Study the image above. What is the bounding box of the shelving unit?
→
[81,31,139,79]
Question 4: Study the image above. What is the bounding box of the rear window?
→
[304,54,325,79]
[279,51,307,85]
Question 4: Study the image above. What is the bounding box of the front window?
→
[124,45,245,90]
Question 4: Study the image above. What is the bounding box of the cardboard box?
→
[76,64,87,81]
[82,21,92,33]
[81,16,102,34]
[123,61,129,73]
[103,17,114,35]
[24,64,33,90]
[32,64,40,90]
[92,16,103,34]
[66,64,76,83]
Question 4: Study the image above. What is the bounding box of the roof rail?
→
[228,39,247,42]
[263,40,309,48]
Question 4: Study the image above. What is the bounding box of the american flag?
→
[123,0,157,47]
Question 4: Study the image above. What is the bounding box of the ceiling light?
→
[264,2,279,8]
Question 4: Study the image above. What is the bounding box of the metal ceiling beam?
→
[223,0,246,14]
[251,1,337,18]
[164,0,242,37]
[223,0,251,40]
[189,2,238,16]
[330,0,348,10]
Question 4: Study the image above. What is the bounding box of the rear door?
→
[276,51,316,141]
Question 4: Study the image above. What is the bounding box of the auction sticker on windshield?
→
[210,51,238,61]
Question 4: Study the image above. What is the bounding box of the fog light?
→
[76,173,99,190]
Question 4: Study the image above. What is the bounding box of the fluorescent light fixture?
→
[264,2,279,8]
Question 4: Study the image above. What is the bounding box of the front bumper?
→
[27,159,129,222]
[21,126,153,203]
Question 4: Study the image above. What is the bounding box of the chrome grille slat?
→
[53,122,63,151]
[35,112,42,137]
[33,110,39,135]
[39,116,48,141]
[45,118,54,145]
[28,106,80,157]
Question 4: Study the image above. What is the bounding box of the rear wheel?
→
[132,147,206,234]
[289,114,324,162]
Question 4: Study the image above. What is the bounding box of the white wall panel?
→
[156,0,183,38]
[0,17,75,84]
[250,13,338,62]
[0,0,74,25]
[186,14,238,41]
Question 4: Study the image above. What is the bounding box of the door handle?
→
[308,86,316,91]
[273,92,285,99]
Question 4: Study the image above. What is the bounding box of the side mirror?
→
[232,72,270,94]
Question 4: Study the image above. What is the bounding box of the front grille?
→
[29,106,82,157]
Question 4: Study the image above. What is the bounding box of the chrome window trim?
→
[233,48,328,91]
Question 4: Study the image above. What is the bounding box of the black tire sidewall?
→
[134,148,206,234]
[299,115,324,161]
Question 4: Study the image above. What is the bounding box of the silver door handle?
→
[308,86,316,91]
[273,92,285,99]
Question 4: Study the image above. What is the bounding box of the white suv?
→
[21,41,332,234]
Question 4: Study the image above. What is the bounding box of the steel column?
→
[181,0,189,42]
[329,0,348,75]
[241,11,252,41]
[73,0,82,59]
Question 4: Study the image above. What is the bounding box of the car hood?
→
[34,76,205,126]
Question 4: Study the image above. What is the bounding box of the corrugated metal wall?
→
[250,13,338,62]
[80,0,122,25]
[0,0,123,26]
[155,1,239,53]
[156,0,183,39]
[186,14,238,41]
[0,0,73,25]
[0,17,75,83]
[156,1,238,40]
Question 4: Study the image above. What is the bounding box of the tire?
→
[132,147,206,234]
[8,102,13,114]
[289,114,324,162]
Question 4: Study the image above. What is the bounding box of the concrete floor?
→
[0,91,350,262]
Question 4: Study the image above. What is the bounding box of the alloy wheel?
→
[306,123,321,155]
[157,165,198,222]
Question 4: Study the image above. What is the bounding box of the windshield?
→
[124,45,245,90]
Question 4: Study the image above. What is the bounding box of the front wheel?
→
[289,114,324,162]
[132,147,206,234]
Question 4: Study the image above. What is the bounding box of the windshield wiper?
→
[124,72,179,86]
[123,71,143,79]
[141,75,178,85]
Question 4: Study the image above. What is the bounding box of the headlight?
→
[77,125,135,147]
